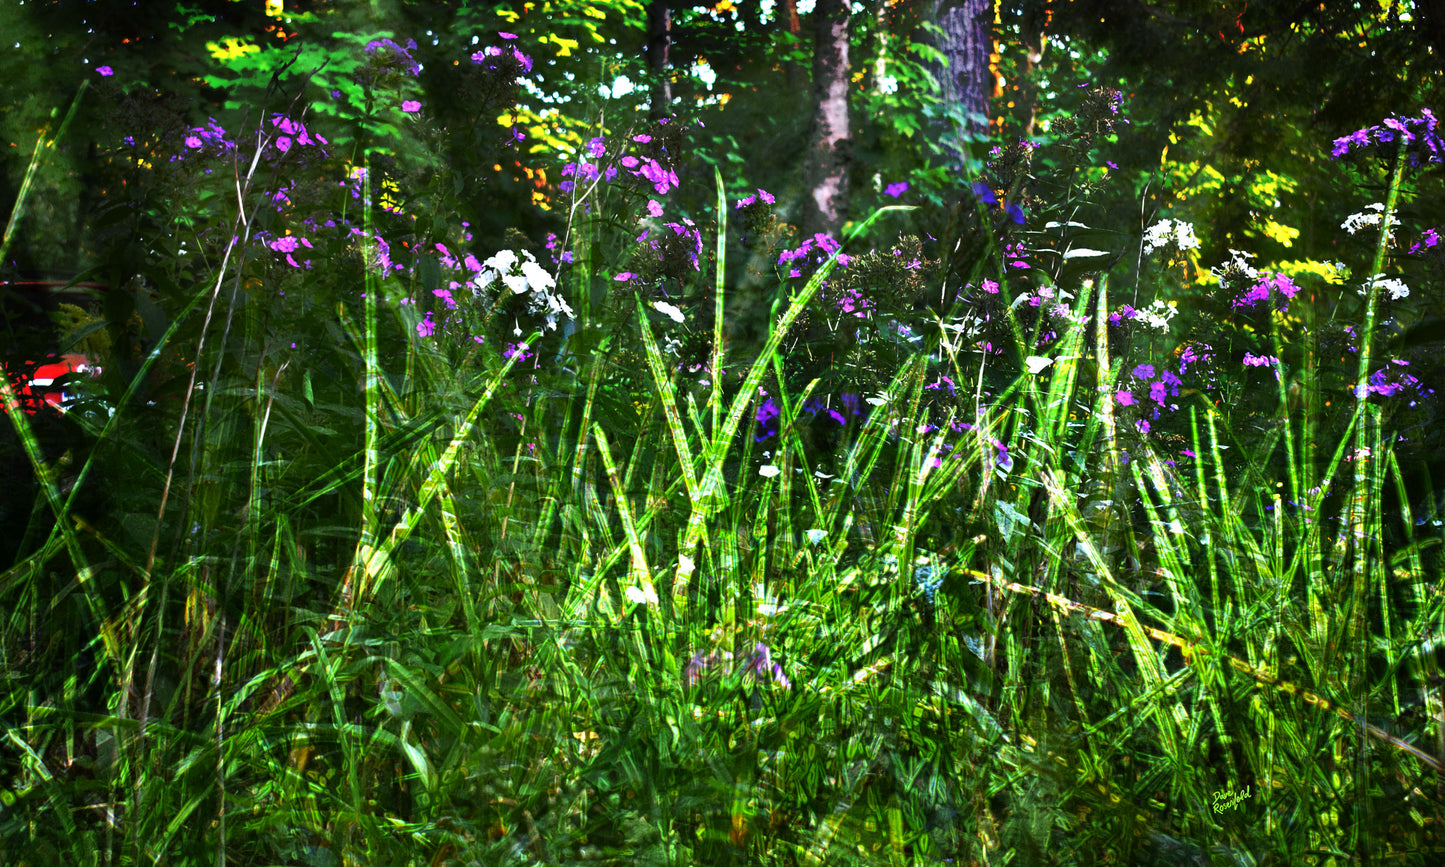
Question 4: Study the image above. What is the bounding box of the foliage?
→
[3,3,1445,865]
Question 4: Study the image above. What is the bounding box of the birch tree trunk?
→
[798,0,851,240]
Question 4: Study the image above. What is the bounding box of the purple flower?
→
[1116,389,1136,406]
[884,181,909,198]
[1332,110,1445,166]
[500,31,518,39]
[401,100,421,113]
[96,66,113,77]
[365,37,421,77]
[417,314,436,338]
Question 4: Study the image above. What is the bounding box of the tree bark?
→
[928,0,995,172]
[798,0,851,240]
[646,1,672,121]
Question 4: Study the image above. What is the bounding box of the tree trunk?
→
[928,0,995,172]
[798,0,851,240]
[646,1,672,121]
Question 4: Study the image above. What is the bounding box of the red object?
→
[3,354,98,416]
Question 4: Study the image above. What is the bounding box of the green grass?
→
[3,127,1444,867]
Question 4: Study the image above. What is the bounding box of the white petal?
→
[652,301,685,322]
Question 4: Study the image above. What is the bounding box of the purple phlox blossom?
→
[587,136,606,158]
[1408,227,1441,255]
[634,134,653,143]
[647,199,664,217]
[500,31,518,39]
[1232,271,1300,311]
[754,396,781,440]
[635,158,679,195]
[471,45,532,74]
[836,286,872,317]
[884,181,909,198]
[365,37,421,76]
[503,341,534,363]
[1005,241,1029,269]
[665,219,704,269]
[1176,342,1213,375]
[96,66,113,77]
[1366,360,1433,403]
[1116,389,1136,406]
[181,118,236,154]
[925,373,957,396]
[433,287,458,310]
[981,278,1000,294]
[778,233,844,276]
[992,438,1013,472]
[614,272,635,281]
[401,99,421,113]
[269,114,328,150]
[416,313,436,338]
[1332,109,1444,166]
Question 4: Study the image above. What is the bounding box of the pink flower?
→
[401,100,421,113]
[96,66,113,77]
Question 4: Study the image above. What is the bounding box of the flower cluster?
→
[1331,109,1444,166]
[1363,359,1434,405]
[1341,203,1387,235]
[1232,271,1301,313]
[1114,362,1185,435]
[1357,273,1411,301]
[1143,219,1201,255]
[364,37,422,78]
[778,232,849,279]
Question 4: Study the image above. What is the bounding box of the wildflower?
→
[884,181,909,198]
[1332,109,1444,166]
[96,66,113,77]
[1137,299,1178,331]
[653,301,685,323]
[365,37,421,80]
[1358,273,1410,300]
[1341,203,1386,235]
[1142,219,1200,254]
[401,100,421,113]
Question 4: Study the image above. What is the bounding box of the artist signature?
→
[1211,783,1252,814]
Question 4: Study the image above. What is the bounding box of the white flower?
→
[502,272,530,294]
[520,259,555,293]
[1143,219,1201,254]
[1358,273,1410,300]
[483,249,519,273]
[1342,203,1386,235]
[1138,299,1178,331]
[1211,249,1259,287]
[805,529,827,546]
[758,465,780,478]
[653,301,685,322]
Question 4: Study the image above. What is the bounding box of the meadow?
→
[2,37,1445,867]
